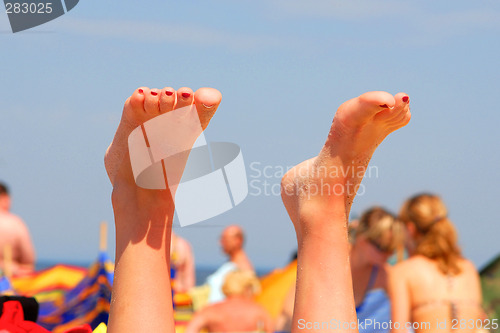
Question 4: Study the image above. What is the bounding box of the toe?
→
[128,87,147,112]
[358,91,395,111]
[338,91,395,123]
[374,107,400,122]
[336,91,395,127]
[393,92,410,112]
[376,93,411,125]
[144,88,161,114]
[175,87,194,110]
[159,87,176,113]
[194,88,222,129]
[393,93,411,124]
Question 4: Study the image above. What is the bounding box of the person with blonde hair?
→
[185,270,273,333]
[351,207,404,333]
[277,208,404,333]
[389,193,486,333]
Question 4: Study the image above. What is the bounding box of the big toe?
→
[357,91,396,111]
[194,88,222,130]
[336,91,395,127]
[374,92,411,124]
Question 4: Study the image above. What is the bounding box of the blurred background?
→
[1,0,499,277]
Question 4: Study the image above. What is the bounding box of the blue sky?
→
[1,0,499,273]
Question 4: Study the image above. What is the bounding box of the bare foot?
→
[282,91,411,230]
[106,86,221,333]
[104,86,222,205]
[281,91,410,329]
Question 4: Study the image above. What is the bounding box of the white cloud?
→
[265,0,500,47]
[407,8,500,46]
[268,0,415,20]
[423,9,500,31]
[54,17,301,52]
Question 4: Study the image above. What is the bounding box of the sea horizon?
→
[35,259,276,285]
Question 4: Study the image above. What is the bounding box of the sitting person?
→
[186,270,272,333]
[350,207,404,333]
[170,232,195,293]
[0,182,36,276]
[205,224,253,303]
[389,193,486,333]
[104,86,411,332]
[277,208,404,333]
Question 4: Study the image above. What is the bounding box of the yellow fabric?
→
[12,265,86,296]
[93,323,107,333]
[255,260,297,318]
[188,284,211,311]
[174,292,192,305]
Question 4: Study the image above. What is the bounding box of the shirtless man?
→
[105,86,410,333]
[0,183,36,276]
[206,225,253,303]
[171,232,195,293]
[220,225,253,272]
[186,270,273,333]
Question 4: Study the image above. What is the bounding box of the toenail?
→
[165,90,174,96]
[138,89,144,94]
[402,96,409,103]
[151,91,158,96]
[181,92,191,98]
[202,103,215,109]
[379,104,388,108]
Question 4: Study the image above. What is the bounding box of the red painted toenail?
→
[402,96,409,103]
[379,104,388,108]
[151,91,158,96]
[138,89,144,94]
[182,92,191,98]
[165,90,174,96]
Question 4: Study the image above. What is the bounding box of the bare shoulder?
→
[0,212,27,228]
[176,236,192,251]
[459,258,480,277]
[206,301,231,314]
[459,258,477,271]
[196,303,221,321]
[391,256,431,280]
[175,234,186,245]
[404,255,430,267]
[392,257,416,273]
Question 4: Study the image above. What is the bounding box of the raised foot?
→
[104,86,222,198]
[281,91,411,230]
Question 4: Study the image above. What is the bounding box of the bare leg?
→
[281,92,411,332]
[105,86,221,333]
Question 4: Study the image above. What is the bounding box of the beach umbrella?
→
[35,222,114,333]
[255,260,297,319]
[12,263,87,318]
[0,275,15,295]
[0,245,16,295]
